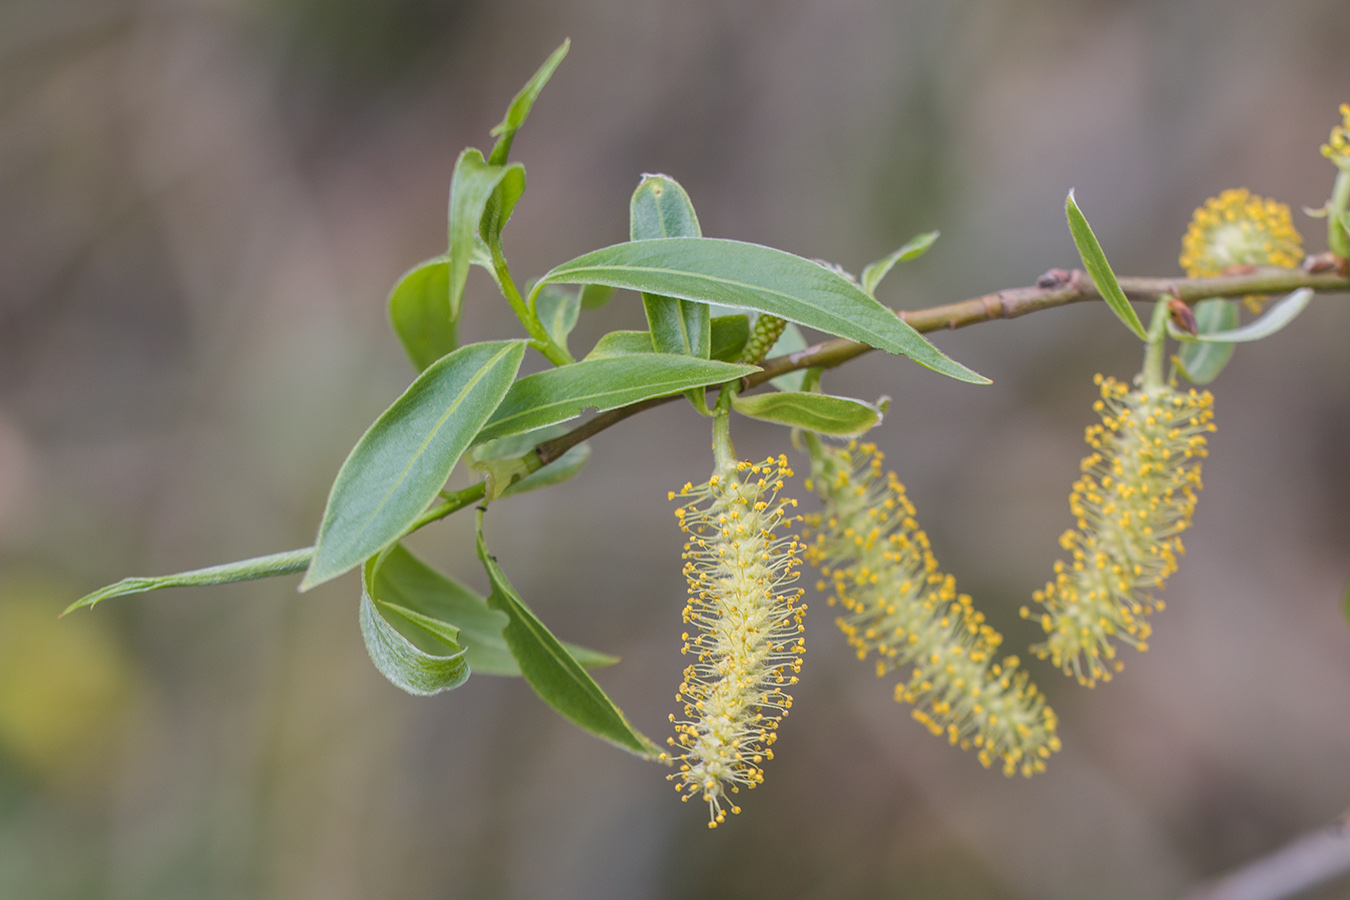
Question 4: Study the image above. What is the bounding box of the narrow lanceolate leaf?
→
[371,544,616,677]
[448,150,525,319]
[709,315,750,361]
[63,548,313,614]
[630,175,710,359]
[1168,288,1314,344]
[1065,191,1148,340]
[534,284,581,354]
[477,515,660,757]
[584,330,655,359]
[732,390,880,436]
[360,555,469,696]
[388,255,455,371]
[487,39,570,165]
[472,353,758,444]
[303,340,526,590]
[861,230,939,296]
[1175,299,1239,385]
[535,237,988,384]
[579,283,615,310]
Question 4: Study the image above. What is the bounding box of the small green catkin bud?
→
[738,314,788,365]
[1020,375,1215,688]
[802,440,1060,777]
[664,455,806,829]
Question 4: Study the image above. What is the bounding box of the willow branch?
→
[533,266,1349,465]
[1180,807,1350,900]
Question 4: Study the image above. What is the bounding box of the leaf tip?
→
[59,598,88,617]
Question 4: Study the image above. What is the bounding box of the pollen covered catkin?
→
[665,456,805,828]
[1021,375,1215,687]
[803,441,1059,777]
[1178,188,1303,313]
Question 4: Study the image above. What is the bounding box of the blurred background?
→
[2,0,1349,897]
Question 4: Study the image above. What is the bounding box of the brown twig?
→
[532,266,1349,466]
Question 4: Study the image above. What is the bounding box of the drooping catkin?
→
[665,455,806,828]
[803,440,1060,777]
[1020,375,1215,687]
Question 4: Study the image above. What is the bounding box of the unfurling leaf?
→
[448,151,525,319]
[360,555,469,696]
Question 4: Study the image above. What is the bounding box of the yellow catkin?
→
[1178,188,1304,312]
[802,441,1060,777]
[664,455,805,828]
[1021,375,1215,687]
[1321,103,1350,167]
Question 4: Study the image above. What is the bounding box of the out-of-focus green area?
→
[2,1,1349,897]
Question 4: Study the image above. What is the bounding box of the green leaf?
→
[1343,579,1350,626]
[579,283,615,310]
[473,353,758,445]
[469,418,589,500]
[766,320,808,391]
[63,547,312,614]
[709,314,750,361]
[447,151,524,320]
[630,174,702,242]
[732,390,880,436]
[303,340,526,590]
[861,230,939,296]
[472,441,592,501]
[1175,299,1239,385]
[534,284,581,353]
[470,423,570,461]
[502,445,590,498]
[630,175,710,359]
[1168,289,1313,344]
[1065,191,1148,340]
[487,39,570,165]
[482,164,526,249]
[371,544,615,677]
[388,255,456,371]
[360,555,469,695]
[535,237,988,384]
[477,514,660,757]
[584,330,655,359]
